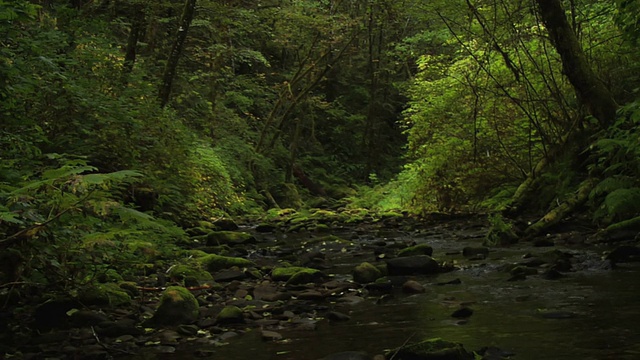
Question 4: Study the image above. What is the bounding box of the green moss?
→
[352,262,383,283]
[78,283,131,307]
[271,266,321,281]
[169,265,213,281]
[119,281,140,297]
[97,269,124,283]
[387,338,471,360]
[149,286,200,327]
[286,270,323,285]
[126,240,159,259]
[204,231,256,246]
[186,249,209,257]
[198,254,255,272]
[217,305,244,324]
[398,244,434,257]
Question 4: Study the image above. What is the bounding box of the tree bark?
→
[535,0,618,128]
[122,4,145,84]
[159,0,197,108]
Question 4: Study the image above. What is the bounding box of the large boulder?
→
[148,286,199,327]
[385,255,439,275]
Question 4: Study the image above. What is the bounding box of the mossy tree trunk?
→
[509,0,620,236]
[535,0,618,128]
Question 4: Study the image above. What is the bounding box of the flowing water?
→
[146,222,640,360]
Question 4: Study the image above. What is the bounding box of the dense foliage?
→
[1,0,640,295]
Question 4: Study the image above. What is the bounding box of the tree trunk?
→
[122,4,145,84]
[535,0,618,128]
[159,0,196,108]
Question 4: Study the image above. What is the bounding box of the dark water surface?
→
[140,227,640,360]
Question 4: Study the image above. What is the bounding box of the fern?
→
[589,175,637,201]
[594,188,640,224]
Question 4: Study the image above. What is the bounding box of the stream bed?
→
[142,219,640,360]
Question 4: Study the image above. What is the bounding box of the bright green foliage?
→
[589,102,640,225]
[0,157,184,289]
[391,0,638,213]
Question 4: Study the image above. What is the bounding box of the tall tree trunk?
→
[535,0,618,128]
[159,0,196,108]
[122,4,145,84]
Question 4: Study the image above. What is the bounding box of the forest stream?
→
[110,217,640,360]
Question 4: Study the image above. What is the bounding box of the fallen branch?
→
[525,177,597,237]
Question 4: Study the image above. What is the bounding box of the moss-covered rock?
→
[97,269,124,283]
[352,262,383,284]
[119,281,140,297]
[204,231,256,246]
[78,283,131,307]
[286,270,323,285]
[198,254,255,273]
[398,244,434,257]
[148,286,200,327]
[217,305,244,324]
[169,265,214,281]
[309,209,346,223]
[212,218,239,231]
[271,266,322,282]
[386,338,473,360]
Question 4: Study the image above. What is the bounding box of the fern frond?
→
[590,176,637,201]
[82,170,143,185]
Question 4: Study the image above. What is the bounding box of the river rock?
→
[606,245,640,265]
[271,266,323,282]
[34,298,81,330]
[96,319,143,337]
[397,244,434,257]
[386,338,473,360]
[352,262,383,283]
[451,307,473,318]
[255,223,277,233]
[319,351,370,360]
[216,305,244,324]
[402,280,426,294]
[262,330,283,341]
[199,254,255,272]
[385,255,439,275]
[214,269,246,282]
[213,218,239,231]
[148,286,200,327]
[69,310,109,327]
[205,231,256,246]
[326,311,351,322]
[462,246,489,259]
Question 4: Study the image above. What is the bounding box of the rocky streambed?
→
[2,212,640,360]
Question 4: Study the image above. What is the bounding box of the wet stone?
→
[326,311,351,322]
[261,330,283,341]
[402,280,426,294]
[451,307,474,318]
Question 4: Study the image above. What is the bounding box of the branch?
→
[0,191,95,248]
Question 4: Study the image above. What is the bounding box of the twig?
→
[388,332,416,360]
